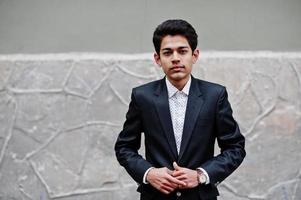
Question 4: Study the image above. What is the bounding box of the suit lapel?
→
[153,78,178,160]
[178,77,204,160]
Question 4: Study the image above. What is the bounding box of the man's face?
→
[154,35,199,84]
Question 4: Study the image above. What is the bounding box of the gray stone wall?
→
[0,52,300,200]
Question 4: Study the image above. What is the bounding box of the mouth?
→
[170,65,185,71]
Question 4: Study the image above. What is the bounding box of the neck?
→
[167,76,190,91]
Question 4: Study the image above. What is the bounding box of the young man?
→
[115,19,246,200]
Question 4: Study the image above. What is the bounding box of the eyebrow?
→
[161,46,189,51]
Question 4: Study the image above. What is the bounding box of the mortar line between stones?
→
[292,167,301,200]
[61,61,90,100]
[62,61,75,87]
[28,160,52,198]
[233,79,251,108]
[266,178,299,198]
[1,63,15,91]
[245,99,276,137]
[76,142,90,177]
[18,186,34,200]
[250,71,277,110]
[88,66,115,98]
[73,74,93,93]
[51,184,137,199]
[63,121,121,133]
[24,130,61,160]
[23,120,121,160]
[220,182,265,200]
[109,83,129,106]
[0,95,17,168]
[63,88,89,100]
[14,126,43,144]
[218,156,300,199]
[6,87,63,94]
[233,80,251,107]
[116,62,157,79]
[250,85,263,113]
[289,62,301,96]
[47,151,80,179]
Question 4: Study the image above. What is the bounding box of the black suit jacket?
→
[115,76,246,200]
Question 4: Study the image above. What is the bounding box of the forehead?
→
[160,35,190,50]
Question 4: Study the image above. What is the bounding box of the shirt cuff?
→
[197,167,210,184]
[143,167,154,184]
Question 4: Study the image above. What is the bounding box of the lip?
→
[170,66,184,70]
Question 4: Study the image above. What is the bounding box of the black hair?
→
[152,19,198,54]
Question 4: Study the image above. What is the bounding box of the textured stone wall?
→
[0,52,300,200]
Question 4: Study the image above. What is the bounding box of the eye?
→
[163,51,172,56]
[179,49,188,54]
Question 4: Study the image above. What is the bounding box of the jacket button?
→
[176,191,181,197]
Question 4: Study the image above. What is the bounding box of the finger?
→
[173,174,187,181]
[179,183,190,189]
[161,180,175,187]
[161,184,175,192]
[163,181,178,189]
[172,170,184,177]
[161,189,171,195]
[173,162,181,170]
[178,184,187,189]
[160,185,175,194]
[166,175,187,186]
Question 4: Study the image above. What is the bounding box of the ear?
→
[192,48,200,64]
[154,52,161,67]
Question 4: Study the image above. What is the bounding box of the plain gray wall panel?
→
[0,0,301,53]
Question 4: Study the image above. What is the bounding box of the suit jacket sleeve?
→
[201,87,246,186]
[114,89,153,184]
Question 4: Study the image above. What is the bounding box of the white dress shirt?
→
[143,76,210,184]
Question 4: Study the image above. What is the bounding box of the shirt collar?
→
[165,75,191,98]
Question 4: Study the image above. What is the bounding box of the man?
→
[115,19,246,200]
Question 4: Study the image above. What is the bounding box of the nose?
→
[171,52,180,62]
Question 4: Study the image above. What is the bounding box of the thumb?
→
[173,162,180,170]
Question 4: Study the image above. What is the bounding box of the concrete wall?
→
[0,52,300,199]
[1,0,301,53]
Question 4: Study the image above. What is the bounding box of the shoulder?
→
[193,77,226,95]
[134,79,161,91]
[131,79,162,98]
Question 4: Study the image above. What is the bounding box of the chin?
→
[169,76,186,82]
[170,73,188,80]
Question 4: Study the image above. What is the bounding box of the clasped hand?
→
[146,162,199,194]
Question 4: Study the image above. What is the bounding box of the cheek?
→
[160,64,169,73]
[183,58,193,66]
[160,60,170,69]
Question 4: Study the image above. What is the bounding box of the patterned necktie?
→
[170,91,187,154]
